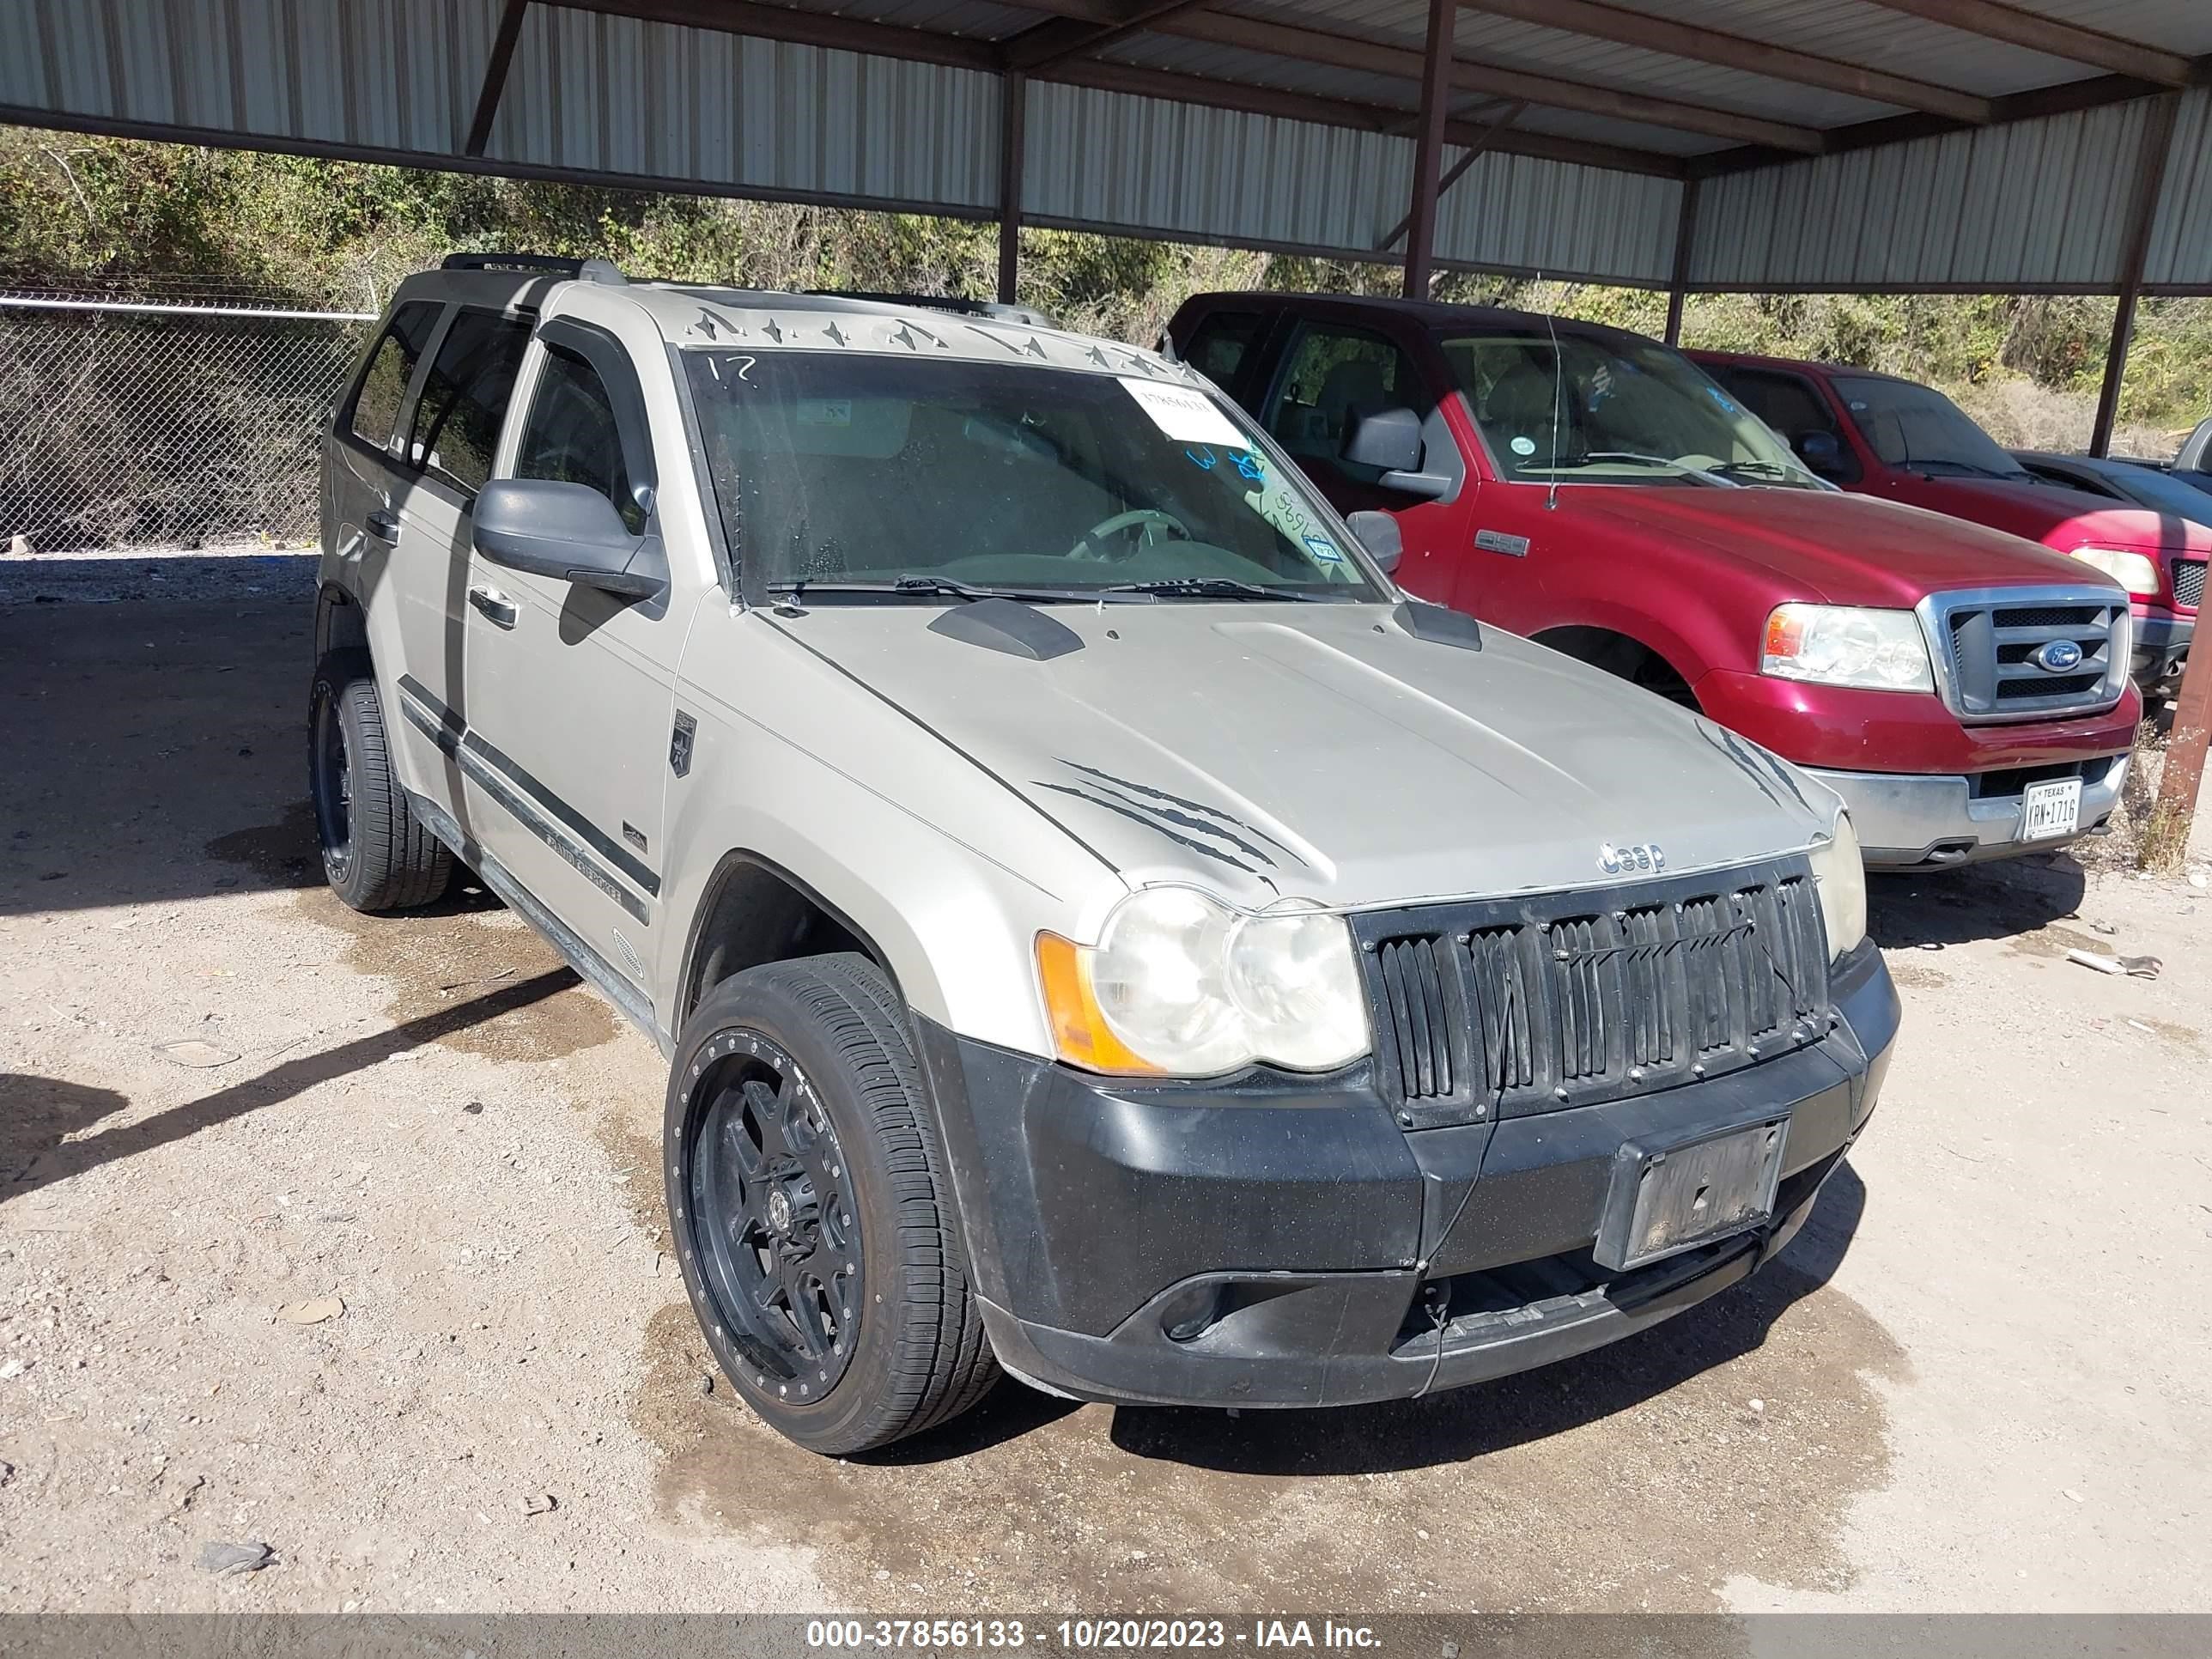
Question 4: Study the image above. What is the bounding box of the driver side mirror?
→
[1345,406,1454,501]
[1791,429,1852,481]
[473,478,665,600]
[1346,509,1402,575]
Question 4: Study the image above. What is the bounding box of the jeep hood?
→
[771,602,1837,912]
[1553,485,2096,605]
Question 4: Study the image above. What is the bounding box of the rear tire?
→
[308,651,453,913]
[666,953,997,1455]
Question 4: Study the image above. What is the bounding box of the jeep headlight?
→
[1808,813,1868,961]
[1761,604,1934,693]
[1037,888,1370,1077]
[2069,546,2159,598]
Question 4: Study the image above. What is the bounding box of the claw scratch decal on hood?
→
[1698,721,1816,818]
[1033,760,1307,876]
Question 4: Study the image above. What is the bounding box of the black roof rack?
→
[805,290,1058,330]
[440,252,628,285]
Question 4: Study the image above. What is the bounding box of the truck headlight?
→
[1037,888,1370,1077]
[1762,604,1934,693]
[2069,547,2160,598]
[1808,813,1868,961]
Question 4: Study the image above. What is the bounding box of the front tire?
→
[308,651,453,913]
[666,953,997,1455]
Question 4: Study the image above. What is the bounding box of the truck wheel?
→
[667,953,997,1455]
[307,652,453,913]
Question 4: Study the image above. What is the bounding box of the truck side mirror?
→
[1346,406,1455,501]
[1346,510,1402,574]
[1792,430,1850,479]
[473,478,666,600]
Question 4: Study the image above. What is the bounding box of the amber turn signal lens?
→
[1763,608,1806,661]
[1035,932,1163,1076]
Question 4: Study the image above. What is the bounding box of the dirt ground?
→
[3,596,2209,1614]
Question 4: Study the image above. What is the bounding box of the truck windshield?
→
[1832,375,2030,481]
[683,350,1382,600]
[1441,331,1822,489]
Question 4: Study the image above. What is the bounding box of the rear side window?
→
[1182,311,1265,392]
[407,309,532,494]
[514,346,647,534]
[345,301,440,447]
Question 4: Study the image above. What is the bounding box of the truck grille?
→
[1923,586,2129,722]
[1357,859,1830,1130]
[2175,559,2204,610]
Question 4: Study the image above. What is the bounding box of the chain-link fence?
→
[0,287,372,552]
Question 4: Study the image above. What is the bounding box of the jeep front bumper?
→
[913,939,1897,1411]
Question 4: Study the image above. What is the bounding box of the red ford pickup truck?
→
[1689,351,2203,702]
[1168,293,2141,870]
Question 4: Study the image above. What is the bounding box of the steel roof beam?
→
[1011,0,1826,150]
[1453,0,1993,124]
[554,0,1686,174]
[1693,56,2211,177]
[1003,0,1216,74]
[1858,0,2193,88]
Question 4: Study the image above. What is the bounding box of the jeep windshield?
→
[684,351,1382,600]
[1831,374,2032,481]
[1442,331,1823,489]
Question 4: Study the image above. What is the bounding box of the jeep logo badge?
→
[2033,639,2085,673]
[1599,842,1666,874]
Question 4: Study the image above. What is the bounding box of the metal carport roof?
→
[3,0,2207,288]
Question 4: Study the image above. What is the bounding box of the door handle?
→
[468,585,518,629]
[366,508,400,543]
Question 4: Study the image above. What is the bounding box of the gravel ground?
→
[2,594,2208,1615]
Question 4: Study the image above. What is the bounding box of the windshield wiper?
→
[1103,577,1317,601]
[1531,453,1737,487]
[770,576,1124,605]
[1910,459,2027,482]
[1711,459,1816,486]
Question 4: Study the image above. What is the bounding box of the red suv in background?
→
[1168,293,2141,871]
[1689,352,2203,702]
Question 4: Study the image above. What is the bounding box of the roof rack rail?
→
[805,290,1057,330]
[440,252,629,286]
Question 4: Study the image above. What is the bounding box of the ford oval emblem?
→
[1599,842,1666,875]
[2035,639,2085,673]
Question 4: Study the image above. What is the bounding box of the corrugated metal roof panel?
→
[1692,96,2154,289]
[1432,146,1681,282]
[2145,88,2212,288]
[490,7,1001,209]
[1024,79,1677,282]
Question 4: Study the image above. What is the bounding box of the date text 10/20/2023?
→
[805,1622,1384,1650]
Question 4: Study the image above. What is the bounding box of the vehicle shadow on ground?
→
[0,971,567,1206]
[1867,854,2088,949]
[873,1163,1867,1473]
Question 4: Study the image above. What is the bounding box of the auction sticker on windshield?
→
[1121,377,1247,447]
[2021,776,2082,842]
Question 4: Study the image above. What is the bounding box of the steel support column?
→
[1401,0,1455,299]
[998,72,1026,305]
[464,0,531,157]
[2090,91,2180,457]
[1663,176,1700,345]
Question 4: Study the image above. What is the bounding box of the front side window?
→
[346,301,440,448]
[407,309,532,493]
[684,352,1381,599]
[1831,375,2027,481]
[1264,324,1421,483]
[514,346,647,534]
[1443,331,1821,489]
[1714,366,1862,484]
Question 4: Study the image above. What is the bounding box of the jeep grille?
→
[1356,859,1830,1130]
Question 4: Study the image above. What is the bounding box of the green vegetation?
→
[3,125,2204,453]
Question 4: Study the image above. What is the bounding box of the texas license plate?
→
[1595,1118,1790,1273]
[2021,776,2083,842]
